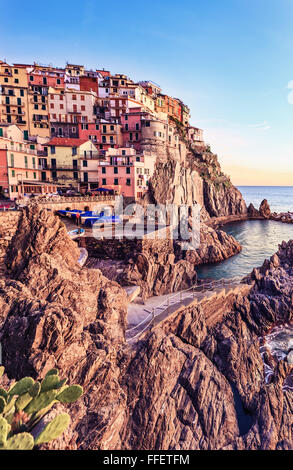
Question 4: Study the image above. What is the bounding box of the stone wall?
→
[81,235,173,261]
[0,211,21,272]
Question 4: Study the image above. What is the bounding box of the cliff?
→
[0,206,292,450]
[147,121,247,219]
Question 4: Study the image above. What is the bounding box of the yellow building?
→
[0,124,54,199]
[46,137,99,189]
[0,61,29,134]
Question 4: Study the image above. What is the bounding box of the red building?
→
[80,76,99,95]
[78,122,101,146]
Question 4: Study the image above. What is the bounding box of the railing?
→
[126,276,244,343]
[38,195,116,204]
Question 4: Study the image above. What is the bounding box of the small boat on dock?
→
[68,228,85,240]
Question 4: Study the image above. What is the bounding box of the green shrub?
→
[0,367,83,450]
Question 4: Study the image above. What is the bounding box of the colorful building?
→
[0,62,29,132]
[45,137,99,188]
[0,124,55,199]
[98,147,156,201]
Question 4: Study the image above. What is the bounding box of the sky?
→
[1,0,293,186]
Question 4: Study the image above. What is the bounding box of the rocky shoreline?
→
[0,204,292,450]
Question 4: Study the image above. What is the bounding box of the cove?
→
[197,220,293,280]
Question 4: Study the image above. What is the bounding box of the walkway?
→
[126,276,245,343]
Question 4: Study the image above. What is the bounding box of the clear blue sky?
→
[2,0,293,185]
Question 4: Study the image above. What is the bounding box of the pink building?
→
[121,108,150,151]
[97,147,156,201]
[78,123,101,146]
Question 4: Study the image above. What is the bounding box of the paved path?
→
[126,277,244,343]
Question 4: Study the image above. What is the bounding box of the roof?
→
[45,138,89,147]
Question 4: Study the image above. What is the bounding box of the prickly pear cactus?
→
[0,367,83,450]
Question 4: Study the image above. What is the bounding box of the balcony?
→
[50,165,79,171]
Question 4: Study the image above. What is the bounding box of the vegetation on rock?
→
[0,366,83,450]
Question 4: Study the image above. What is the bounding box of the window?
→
[145,121,150,127]
[125,115,128,121]
[122,150,126,156]
[50,103,54,109]
[81,95,85,101]
[57,79,61,85]
[136,123,139,130]
[114,167,118,174]
[102,136,106,143]
[73,172,78,180]
[10,154,14,167]
[102,125,106,133]
[82,124,88,130]
[83,160,88,167]
[135,133,139,141]
[95,124,99,130]
[4,78,8,83]
[129,132,133,141]
[14,79,19,84]
[136,157,140,162]
[41,105,46,110]
[43,78,47,85]
[34,104,38,110]
[126,178,131,186]
[51,146,56,154]
[72,94,77,100]
[102,167,106,174]
[72,127,76,133]
[114,178,118,185]
[72,147,77,156]
[110,125,114,131]
[125,124,128,131]
[60,104,64,109]
[52,171,57,178]
[102,178,106,185]
[32,157,36,169]
[24,156,28,168]
[126,167,130,174]
[10,186,14,193]
[33,172,36,179]
[26,171,28,178]
[81,105,85,111]
[5,97,10,105]
[20,90,24,97]
[11,170,15,177]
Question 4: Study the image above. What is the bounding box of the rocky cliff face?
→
[0,206,292,450]
[146,126,247,219]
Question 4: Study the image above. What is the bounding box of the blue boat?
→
[82,215,120,228]
[68,228,85,239]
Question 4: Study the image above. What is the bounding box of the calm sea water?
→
[238,186,293,213]
[197,186,293,280]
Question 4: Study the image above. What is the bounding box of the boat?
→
[68,228,85,240]
[81,215,120,228]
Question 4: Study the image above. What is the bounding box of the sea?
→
[238,186,293,213]
[197,186,293,280]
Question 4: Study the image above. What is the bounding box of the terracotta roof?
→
[45,138,89,147]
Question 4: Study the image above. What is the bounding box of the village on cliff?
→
[0,60,204,202]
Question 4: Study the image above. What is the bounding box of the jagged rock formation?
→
[0,206,292,450]
[259,199,271,219]
[147,124,247,219]
[117,225,241,299]
[247,203,260,218]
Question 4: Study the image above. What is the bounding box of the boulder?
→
[259,199,271,219]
